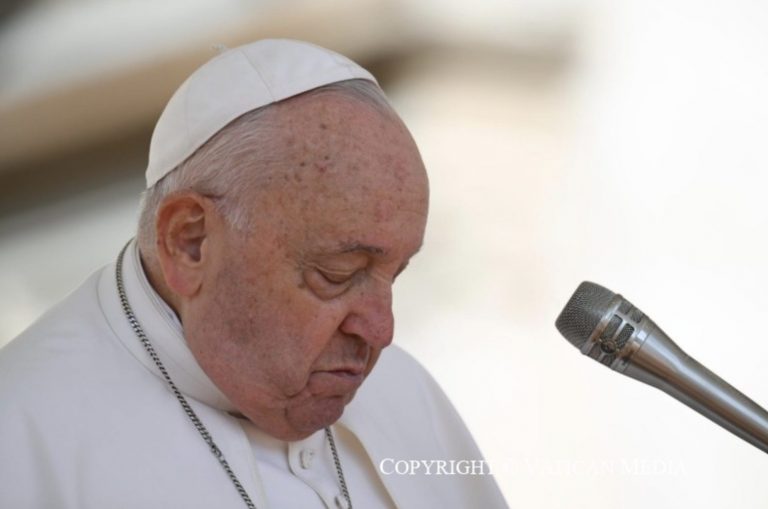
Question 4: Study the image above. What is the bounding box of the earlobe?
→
[154,193,213,297]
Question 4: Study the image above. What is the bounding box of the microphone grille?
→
[555,281,616,349]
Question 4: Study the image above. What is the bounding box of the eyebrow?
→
[336,242,387,255]
[334,241,424,258]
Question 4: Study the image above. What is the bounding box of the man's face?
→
[183,91,429,440]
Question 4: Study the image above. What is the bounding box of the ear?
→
[154,192,220,298]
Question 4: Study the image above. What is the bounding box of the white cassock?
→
[0,241,508,508]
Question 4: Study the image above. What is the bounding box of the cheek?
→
[268,296,349,360]
[199,268,349,384]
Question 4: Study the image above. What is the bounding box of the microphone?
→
[555,281,768,453]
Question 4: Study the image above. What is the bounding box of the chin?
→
[283,394,351,440]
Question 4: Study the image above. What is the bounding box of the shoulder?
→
[341,345,510,508]
[0,266,123,408]
[360,344,448,412]
[344,344,475,452]
[369,343,433,386]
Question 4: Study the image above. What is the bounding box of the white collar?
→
[104,239,237,413]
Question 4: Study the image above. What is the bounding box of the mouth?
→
[310,366,366,392]
[325,367,365,381]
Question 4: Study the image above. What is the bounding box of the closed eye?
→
[303,267,359,300]
[317,269,356,285]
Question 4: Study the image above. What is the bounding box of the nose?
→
[339,283,394,350]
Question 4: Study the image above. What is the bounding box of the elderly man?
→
[0,40,507,508]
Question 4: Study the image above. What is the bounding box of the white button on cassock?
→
[299,448,315,469]
[334,493,351,509]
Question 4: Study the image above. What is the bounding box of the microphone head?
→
[555,281,616,349]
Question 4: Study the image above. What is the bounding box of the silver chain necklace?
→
[115,241,353,509]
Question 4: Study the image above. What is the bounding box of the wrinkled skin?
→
[151,91,429,441]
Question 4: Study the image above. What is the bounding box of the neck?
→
[138,248,184,323]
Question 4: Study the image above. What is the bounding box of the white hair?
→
[137,78,395,258]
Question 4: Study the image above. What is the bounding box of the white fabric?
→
[0,241,508,508]
[241,424,394,508]
[145,39,377,188]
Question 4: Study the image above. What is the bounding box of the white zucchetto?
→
[145,39,377,188]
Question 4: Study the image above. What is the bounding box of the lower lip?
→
[317,370,365,387]
[328,370,364,382]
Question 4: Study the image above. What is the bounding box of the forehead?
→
[250,92,429,253]
[270,90,416,172]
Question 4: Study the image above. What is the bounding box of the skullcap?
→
[145,39,378,188]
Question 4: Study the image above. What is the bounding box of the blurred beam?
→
[0,0,412,173]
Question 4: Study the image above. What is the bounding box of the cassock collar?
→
[101,239,237,413]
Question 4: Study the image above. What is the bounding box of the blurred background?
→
[2,0,767,507]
